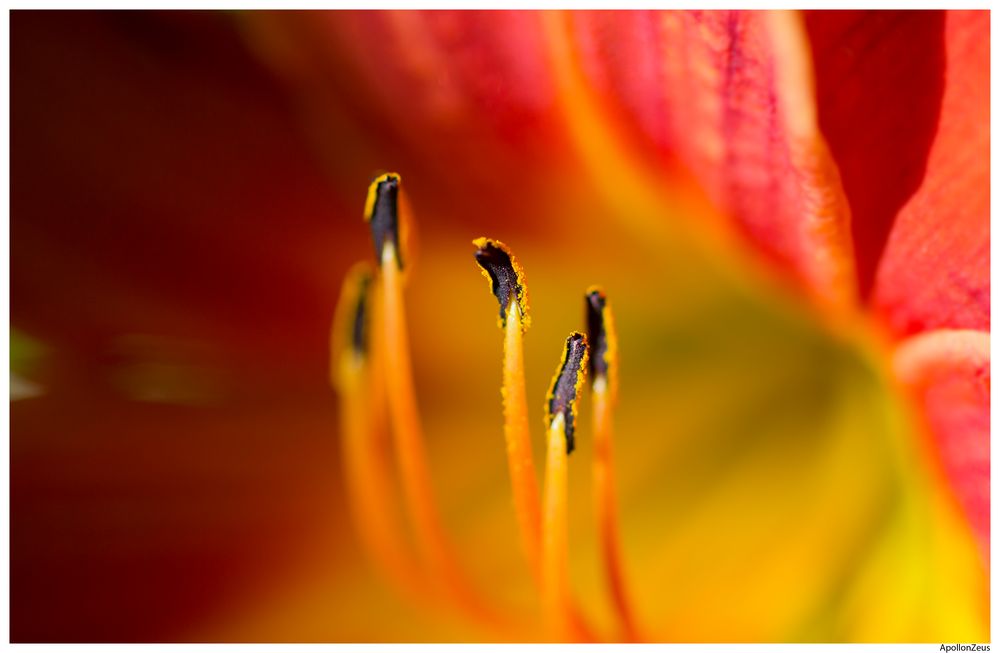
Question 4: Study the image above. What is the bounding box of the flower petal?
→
[240,10,574,235]
[893,329,990,560]
[806,10,989,336]
[805,11,947,301]
[868,11,989,337]
[808,10,989,556]
[10,11,380,640]
[12,10,989,642]
[560,10,856,309]
[12,11,360,373]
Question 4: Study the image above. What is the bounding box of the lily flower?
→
[11,9,987,643]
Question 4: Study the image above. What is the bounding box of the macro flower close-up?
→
[10,8,989,644]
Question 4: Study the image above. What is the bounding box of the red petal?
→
[564,10,856,308]
[810,11,989,555]
[870,11,989,337]
[242,10,573,237]
[808,10,989,336]
[12,12,357,374]
[806,11,947,301]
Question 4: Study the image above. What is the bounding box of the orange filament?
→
[356,176,609,640]
[541,412,573,640]
[592,381,640,641]
[379,242,520,634]
[586,289,640,641]
[336,350,423,596]
[501,301,543,576]
[332,265,421,595]
[503,314,599,643]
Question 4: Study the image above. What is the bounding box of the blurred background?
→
[10,10,986,642]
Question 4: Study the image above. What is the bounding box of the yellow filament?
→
[541,412,573,641]
[502,301,543,577]
[592,380,640,641]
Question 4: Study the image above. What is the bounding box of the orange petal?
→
[562,10,856,310]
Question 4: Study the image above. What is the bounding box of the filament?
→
[586,288,640,641]
[502,301,543,576]
[473,241,602,641]
[331,264,422,595]
[381,242,500,625]
[503,304,599,641]
[592,390,639,641]
[542,412,573,640]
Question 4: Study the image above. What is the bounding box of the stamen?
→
[472,248,600,641]
[472,237,531,331]
[542,333,588,639]
[365,172,407,270]
[331,263,421,594]
[473,238,541,576]
[368,176,522,634]
[585,287,640,641]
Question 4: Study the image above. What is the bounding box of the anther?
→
[473,237,530,331]
[331,263,376,389]
[585,288,609,379]
[350,271,374,358]
[365,173,404,270]
[585,286,618,401]
[546,332,589,454]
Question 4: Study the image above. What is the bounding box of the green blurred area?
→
[11,328,47,377]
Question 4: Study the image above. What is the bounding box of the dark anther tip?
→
[546,332,589,455]
[473,237,529,331]
[350,271,374,358]
[366,173,403,269]
[585,287,610,381]
[333,264,375,384]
